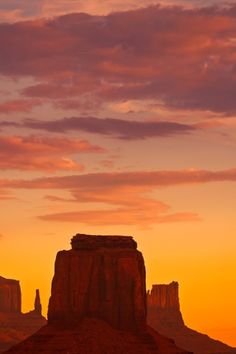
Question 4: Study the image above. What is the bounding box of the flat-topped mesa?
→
[71,234,137,250]
[147,282,184,329]
[0,276,21,313]
[4,238,192,354]
[48,234,146,332]
[147,281,181,310]
[147,282,236,354]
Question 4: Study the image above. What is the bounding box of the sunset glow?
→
[0,0,236,347]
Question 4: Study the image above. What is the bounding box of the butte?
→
[4,234,192,354]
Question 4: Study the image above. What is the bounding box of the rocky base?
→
[0,312,46,353]
[147,282,236,354]
[3,318,191,354]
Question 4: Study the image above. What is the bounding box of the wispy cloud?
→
[0,167,235,227]
[1,168,236,190]
[0,99,42,114]
[0,135,104,172]
[25,117,196,140]
[40,208,199,227]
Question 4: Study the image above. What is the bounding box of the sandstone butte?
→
[0,277,46,353]
[3,234,191,354]
[147,282,236,354]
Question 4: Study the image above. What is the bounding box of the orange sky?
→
[0,0,236,347]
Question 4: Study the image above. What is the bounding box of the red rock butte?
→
[0,277,46,353]
[3,234,191,354]
[147,282,236,354]
[0,277,21,313]
[48,233,146,332]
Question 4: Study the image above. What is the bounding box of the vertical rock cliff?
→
[0,277,21,313]
[48,234,146,331]
[33,289,42,316]
[147,282,184,329]
[0,282,46,354]
[147,282,236,354]
[3,234,191,354]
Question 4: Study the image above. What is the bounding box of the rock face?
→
[48,234,146,332]
[3,234,190,354]
[147,282,184,329]
[0,284,46,353]
[147,282,236,354]
[0,277,21,313]
[34,290,42,316]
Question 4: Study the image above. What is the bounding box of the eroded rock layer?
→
[147,282,184,329]
[0,287,46,353]
[48,234,146,332]
[3,234,190,354]
[147,282,236,354]
[0,277,21,313]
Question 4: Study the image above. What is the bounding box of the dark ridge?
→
[71,233,137,250]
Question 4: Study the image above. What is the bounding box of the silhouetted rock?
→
[147,282,236,354]
[71,233,137,250]
[147,282,184,329]
[0,280,46,353]
[3,234,190,354]
[34,289,42,316]
[48,234,146,332]
[0,277,21,313]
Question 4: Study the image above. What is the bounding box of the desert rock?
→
[4,234,190,354]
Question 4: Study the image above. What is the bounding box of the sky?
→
[0,0,236,347]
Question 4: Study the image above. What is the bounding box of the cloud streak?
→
[25,117,196,139]
[0,135,103,172]
[40,208,199,227]
[0,167,235,227]
[0,99,42,113]
[1,168,235,190]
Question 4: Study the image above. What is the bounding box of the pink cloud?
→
[0,135,103,172]
[0,5,236,115]
[39,207,199,227]
[1,168,236,189]
[0,1,224,23]
[0,167,235,226]
[0,98,42,113]
[0,189,15,200]
[24,117,195,140]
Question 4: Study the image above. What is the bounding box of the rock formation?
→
[147,282,184,329]
[147,282,236,354]
[34,289,42,316]
[48,234,146,331]
[0,282,46,353]
[3,234,191,354]
[0,277,21,313]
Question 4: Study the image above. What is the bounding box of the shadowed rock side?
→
[0,284,46,353]
[3,234,190,354]
[0,277,21,313]
[147,282,236,354]
[48,234,146,332]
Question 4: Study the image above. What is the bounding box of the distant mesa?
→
[147,281,236,354]
[3,234,191,354]
[0,277,46,353]
[0,276,21,314]
[147,282,184,329]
